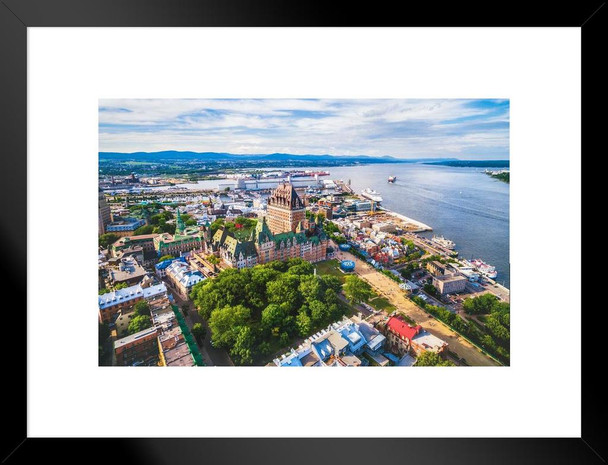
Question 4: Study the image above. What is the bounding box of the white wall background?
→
[28,28,580,437]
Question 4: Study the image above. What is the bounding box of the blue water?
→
[325,163,510,288]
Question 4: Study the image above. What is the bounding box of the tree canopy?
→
[99,233,120,249]
[463,293,499,315]
[133,300,150,317]
[192,323,207,342]
[415,351,455,366]
[343,275,372,304]
[134,225,154,235]
[190,258,347,365]
[128,315,152,334]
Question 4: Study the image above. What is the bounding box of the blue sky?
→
[99,99,509,159]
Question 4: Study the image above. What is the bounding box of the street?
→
[338,250,500,366]
[163,278,234,366]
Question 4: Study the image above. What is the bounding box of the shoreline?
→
[377,207,433,232]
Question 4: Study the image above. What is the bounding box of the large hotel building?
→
[266,182,307,234]
[210,182,329,269]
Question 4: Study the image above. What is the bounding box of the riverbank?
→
[378,207,433,232]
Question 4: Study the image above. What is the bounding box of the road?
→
[163,278,234,366]
[338,251,500,366]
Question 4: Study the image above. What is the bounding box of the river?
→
[327,163,510,288]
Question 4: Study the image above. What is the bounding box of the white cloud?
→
[99,98,509,159]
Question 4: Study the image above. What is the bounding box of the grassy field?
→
[368,296,396,313]
[315,259,348,283]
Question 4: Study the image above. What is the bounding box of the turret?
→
[175,208,185,235]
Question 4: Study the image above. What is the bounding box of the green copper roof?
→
[252,216,274,244]
[175,208,185,235]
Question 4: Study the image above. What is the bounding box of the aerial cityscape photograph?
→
[98,98,510,367]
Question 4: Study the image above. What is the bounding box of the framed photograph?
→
[2,1,600,463]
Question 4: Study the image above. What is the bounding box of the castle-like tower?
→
[266,182,306,234]
[175,208,185,235]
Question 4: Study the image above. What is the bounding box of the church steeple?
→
[176,208,185,235]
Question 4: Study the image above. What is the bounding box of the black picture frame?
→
[1,1,602,463]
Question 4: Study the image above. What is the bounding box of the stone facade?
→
[209,183,328,269]
[266,182,306,235]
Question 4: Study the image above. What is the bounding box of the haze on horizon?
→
[99,99,509,160]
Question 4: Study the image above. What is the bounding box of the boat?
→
[468,259,498,279]
[431,235,456,250]
[388,176,396,183]
[361,188,383,202]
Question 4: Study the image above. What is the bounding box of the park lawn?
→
[368,296,396,313]
[315,259,347,283]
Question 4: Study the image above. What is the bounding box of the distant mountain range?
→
[99,151,459,164]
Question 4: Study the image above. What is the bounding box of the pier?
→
[335,179,354,194]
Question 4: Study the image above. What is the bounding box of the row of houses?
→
[273,316,387,367]
[108,276,199,367]
[273,313,449,367]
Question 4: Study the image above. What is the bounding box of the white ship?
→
[361,188,383,202]
[431,235,456,250]
[466,258,498,279]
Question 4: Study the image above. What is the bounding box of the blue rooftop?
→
[155,256,186,270]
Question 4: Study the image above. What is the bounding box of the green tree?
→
[267,274,301,311]
[99,233,120,249]
[343,275,372,304]
[299,275,322,303]
[323,288,339,306]
[192,323,207,343]
[258,341,272,356]
[230,326,255,365]
[134,225,154,235]
[208,304,251,348]
[114,282,128,290]
[279,331,290,347]
[158,254,175,262]
[209,218,225,235]
[463,293,499,315]
[128,315,152,334]
[296,310,312,337]
[309,300,329,324]
[415,351,455,366]
[261,304,288,334]
[154,222,176,234]
[98,288,110,295]
[423,283,439,297]
[320,275,342,293]
[286,261,314,276]
[133,300,150,317]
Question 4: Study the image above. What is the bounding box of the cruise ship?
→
[466,259,498,279]
[361,188,383,202]
[431,235,456,250]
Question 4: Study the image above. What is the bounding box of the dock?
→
[335,179,354,194]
